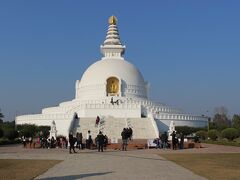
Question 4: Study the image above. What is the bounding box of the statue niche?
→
[107,77,119,96]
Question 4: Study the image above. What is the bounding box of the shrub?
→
[0,128,3,138]
[0,137,21,145]
[175,126,207,136]
[221,128,239,141]
[208,129,219,140]
[196,130,208,140]
[232,114,240,129]
[17,124,37,138]
[17,124,50,138]
[38,126,50,138]
[3,129,19,140]
[233,137,240,144]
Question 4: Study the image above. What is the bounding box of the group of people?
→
[153,131,169,149]
[68,130,108,154]
[171,131,185,150]
[21,136,33,148]
[21,136,69,149]
[153,131,185,150]
[121,127,133,151]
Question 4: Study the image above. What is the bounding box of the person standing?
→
[161,132,168,150]
[121,128,128,151]
[95,116,100,127]
[69,132,76,154]
[29,137,33,148]
[171,131,177,150]
[22,136,26,148]
[96,131,105,152]
[180,133,184,149]
[104,135,108,150]
[76,132,83,150]
[86,130,91,149]
[128,127,133,141]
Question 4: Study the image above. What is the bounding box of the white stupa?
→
[16,16,208,139]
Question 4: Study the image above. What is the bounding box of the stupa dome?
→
[80,58,146,87]
[75,16,148,100]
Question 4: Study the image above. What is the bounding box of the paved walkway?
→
[1,143,239,180]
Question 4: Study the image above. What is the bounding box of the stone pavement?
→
[0,145,209,180]
[36,150,207,180]
[0,144,239,179]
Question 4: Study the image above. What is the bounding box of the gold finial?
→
[108,15,117,25]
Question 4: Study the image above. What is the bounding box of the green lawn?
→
[0,159,61,180]
[160,153,240,180]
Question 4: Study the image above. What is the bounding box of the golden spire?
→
[108,15,117,25]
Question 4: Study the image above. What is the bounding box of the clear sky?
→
[0,1,240,121]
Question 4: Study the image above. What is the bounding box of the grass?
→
[160,153,240,180]
[203,139,240,147]
[0,159,61,180]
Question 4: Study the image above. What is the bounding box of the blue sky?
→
[0,1,240,121]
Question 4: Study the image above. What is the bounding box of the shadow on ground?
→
[37,171,114,180]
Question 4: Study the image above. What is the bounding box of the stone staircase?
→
[75,117,157,140]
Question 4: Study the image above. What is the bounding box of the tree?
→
[175,126,207,135]
[3,129,18,140]
[232,114,240,129]
[196,130,208,140]
[17,124,37,138]
[221,128,239,141]
[0,109,4,123]
[208,129,219,140]
[0,128,3,138]
[214,106,228,116]
[212,113,231,130]
[38,126,50,138]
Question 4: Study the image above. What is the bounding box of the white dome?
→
[75,19,148,100]
[80,59,145,86]
[76,58,148,100]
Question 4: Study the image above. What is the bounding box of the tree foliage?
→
[0,128,3,138]
[175,126,207,135]
[3,129,18,140]
[208,129,219,140]
[214,106,228,116]
[196,130,208,140]
[232,114,240,129]
[0,109,4,123]
[38,126,50,138]
[17,124,37,138]
[0,121,16,139]
[17,124,50,138]
[212,113,231,130]
[221,128,239,141]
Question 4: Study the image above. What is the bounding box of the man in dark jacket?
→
[121,128,128,151]
[171,131,177,150]
[161,131,168,149]
[96,131,105,152]
[69,131,76,154]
